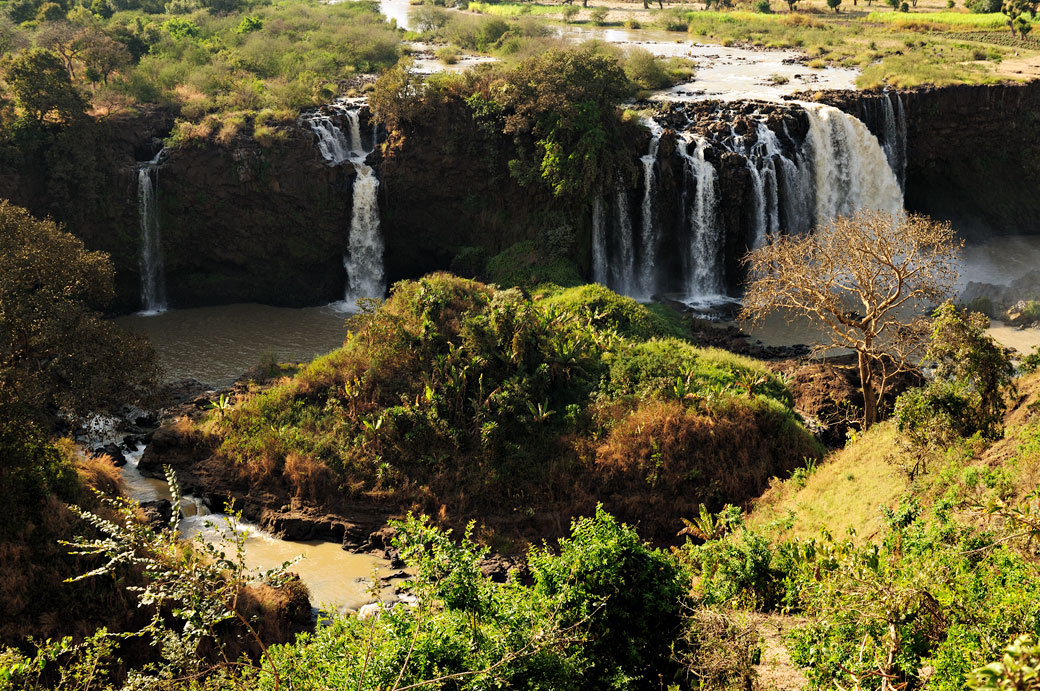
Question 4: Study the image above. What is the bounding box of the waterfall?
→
[636,121,662,299]
[679,135,722,298]
[591,197,608,286]
[613,187,637,295]
[300,101,385,308]
[745,159,767,249]
[137,149,168,315]
[801,102,903,227]
[343,166,384,305]
[887,93,908,190]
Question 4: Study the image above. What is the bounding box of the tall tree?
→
[0,47,85,125]
[0,200,159,424]
[740,211,961,428]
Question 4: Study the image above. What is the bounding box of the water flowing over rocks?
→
[592,98,902,303]
[0,84,1039,311]
[299,99,386,308]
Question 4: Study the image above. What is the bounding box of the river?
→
[114,304,403,614]
[116,303,351,388]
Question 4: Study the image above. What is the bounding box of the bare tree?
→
[740,211,962,428]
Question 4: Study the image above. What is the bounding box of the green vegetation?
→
[0,0,400,138]
[0,201,159,644]
[372,43,670,201]
[895,303,1016,449]
[0,200,158,426]
[676,371,1040,691]
[651,8,1032,87]
[197,273,818,542]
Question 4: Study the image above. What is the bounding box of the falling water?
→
[137,149,168,315]
[344,166,384,305]
[636,121,663,299]
[613,187,637,295]
[300,102,385,308]
[591,197,608,286]
[679,135,722,298]
[801,102,904,227]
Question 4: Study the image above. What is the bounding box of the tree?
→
[924,302,1015,436]
[740,211,961,428]
[35,22,85,80]
[0,48,85,125]
[481,46,632,198]
[1003,0,1038,37]
[78,28,130,84]
[0,200,159,425]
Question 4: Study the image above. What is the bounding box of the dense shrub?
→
[541,284,689,341]
[484,240,583,290]
[256,509,690,691]
[895,303,1015,447]
[529,506,692,689]
[208,275,813,542]
[604,337,792,404]
[595,399,823,536]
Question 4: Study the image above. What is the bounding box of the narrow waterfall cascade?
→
[299,100,385,308]
[801,102,904,226]
[137,148,168,315]
[591,197,609,286]
[343,166,384,305]
[636,120,663,298]
[678,134,723,298]
[613,187,637,295]
[885,93,908,190]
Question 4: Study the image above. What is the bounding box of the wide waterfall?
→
[137,149,168,315]
[299,101,385,308]
[596,99,905,304]
[802,102,903,226]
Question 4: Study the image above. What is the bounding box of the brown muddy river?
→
[116,303,352,388]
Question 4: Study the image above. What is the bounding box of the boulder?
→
[93,443,127,467]
[139,499,173,527]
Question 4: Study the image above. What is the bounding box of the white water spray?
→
[613,187,637,295]
[636,121,663,299]
[300,102,385,308]
[137,149,168,315]
[591,197,609,286]
[801,102,904,226]
[679,135,722,298]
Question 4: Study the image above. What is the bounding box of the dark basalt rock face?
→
[156,125,355,308]
[2,83,1038,311]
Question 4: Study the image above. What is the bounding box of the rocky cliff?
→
[2,81,1038,312]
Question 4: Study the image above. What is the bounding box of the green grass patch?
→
[749,422,908,541]
[468,2,563,16]
[866,10,1029,28]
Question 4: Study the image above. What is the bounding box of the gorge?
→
[1,82,1036,318]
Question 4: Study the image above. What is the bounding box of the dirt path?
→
[751,613,810,691]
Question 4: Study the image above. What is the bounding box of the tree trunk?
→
[858,350,878,428]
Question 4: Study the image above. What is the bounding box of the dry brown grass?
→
[76,454,125,497]
[284,452,334,500]
[594,399,823,539]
